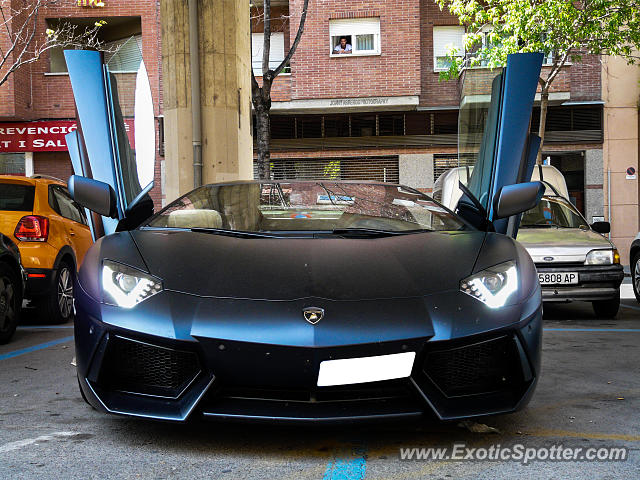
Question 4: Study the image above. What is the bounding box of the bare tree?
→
[251,0,309,180]
[0,0,105,87]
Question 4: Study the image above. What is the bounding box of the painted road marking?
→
[543,328,640,332]
[323,443,368,480]
[0,432,80,454]
[521,429,640,442]
[620,303,640,312]
[0,336,73,361]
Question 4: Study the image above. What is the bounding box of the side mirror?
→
[68,175,117,218]
[591,221,610,234]
[494,181,545,219]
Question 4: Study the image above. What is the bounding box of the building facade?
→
[0,0,163,207]
[252,0,609,245]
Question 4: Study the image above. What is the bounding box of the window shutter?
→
[105,35,143,72]
[433,26,464,59]
[329,18,380,37]
[252,32,285,72]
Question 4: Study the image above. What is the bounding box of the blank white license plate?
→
[538,272,578,285]
[317,352,416,387]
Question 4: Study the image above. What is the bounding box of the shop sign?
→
[0,120,134,153]
[77,0,105,7]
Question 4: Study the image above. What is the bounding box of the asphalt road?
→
[1,286,639,479]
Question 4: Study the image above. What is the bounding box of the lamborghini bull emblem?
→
[303,307,324,325]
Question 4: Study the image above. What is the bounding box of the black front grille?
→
[423,336,522,397]
[217,379,413,403]
[99,336,201,398]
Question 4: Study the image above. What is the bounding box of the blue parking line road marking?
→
[620,303,640,312]
[0,336,74,361]
[544,328,640,332]
[323,443,368,480]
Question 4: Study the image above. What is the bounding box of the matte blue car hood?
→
[129,229,486,301]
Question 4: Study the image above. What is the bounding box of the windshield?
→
[521,196,588,229]
[145,182,467,234]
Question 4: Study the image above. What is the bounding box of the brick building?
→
[252,0,605,224]
[0,0,163,206]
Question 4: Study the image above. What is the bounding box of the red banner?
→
[0,120,134,153]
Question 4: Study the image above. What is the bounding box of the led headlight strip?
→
[102,260,163,308]
[460,260,518,309]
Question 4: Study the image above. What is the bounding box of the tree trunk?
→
[255,102,271,180]
[536,87,549,165]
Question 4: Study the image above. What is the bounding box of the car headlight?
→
[460,260,518,308]
[585,249,618,265]
[102,260,162,308]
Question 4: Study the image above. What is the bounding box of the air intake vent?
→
[100,336,201,399]
[423,336,522,397]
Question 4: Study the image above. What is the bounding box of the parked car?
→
[434,165,623,317]
[517,196,623,317]
[0,175,93,323]
[433,164,569,209]
[0,233,24,344]
[629,234,640,302]
[65,50,547,422]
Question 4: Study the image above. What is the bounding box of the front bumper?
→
[536,264,623,302]
[74,285,543,423]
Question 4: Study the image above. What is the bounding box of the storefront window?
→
[0,153,25,175]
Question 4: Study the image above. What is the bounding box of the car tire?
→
[38,260,74,324]
[632,252,640,303]
[592,295,620,319]
[0,262,21,345]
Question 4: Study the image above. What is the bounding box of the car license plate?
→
[537,272,578,285]
[317,352,416,387]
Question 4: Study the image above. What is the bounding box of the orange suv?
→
[0,175,93,323]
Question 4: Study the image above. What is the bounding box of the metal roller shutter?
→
[254,156,399,183]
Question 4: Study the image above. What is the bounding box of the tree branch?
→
[272,0,309,77]
[261,0,271,75]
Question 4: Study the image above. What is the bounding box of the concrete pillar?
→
[162,0,253,202]
[602,55,640,263]
[584,149,604,224]
[399,154,434,190]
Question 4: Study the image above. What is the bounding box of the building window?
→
[47,16,142,73]
[252,32,285,74]
[104,35,143,72]
[0,153,25,175]
[329,18,380,56]
[433,26,464,71]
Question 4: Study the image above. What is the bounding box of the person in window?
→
[334,37,352,54]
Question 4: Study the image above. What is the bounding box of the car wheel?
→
[38,260,74,324]
[592,295,620,319]
[632,253,640,302]
[0,263,21,344]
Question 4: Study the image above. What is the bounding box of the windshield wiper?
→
[523,222,563,228]
[190,227,278,239]
[331,227,430,238]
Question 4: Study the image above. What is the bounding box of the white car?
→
[434,165,623,317]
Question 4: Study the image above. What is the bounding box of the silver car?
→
[517,195,623,317]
